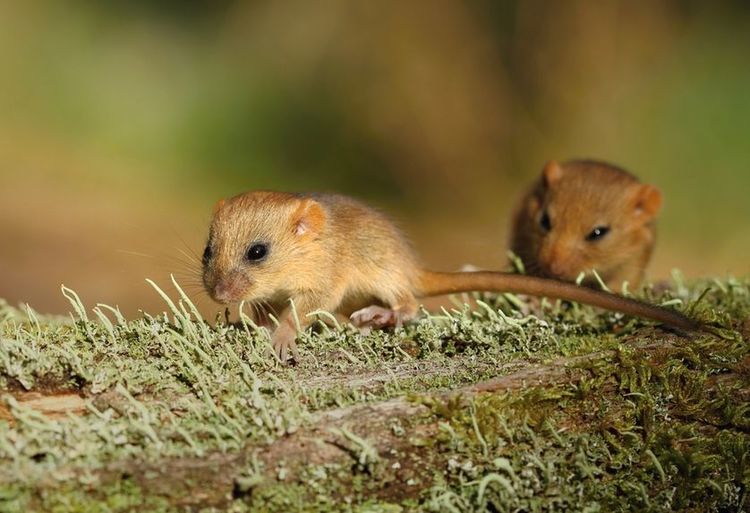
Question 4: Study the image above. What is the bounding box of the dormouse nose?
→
[541,242,573,279]
[213,281,234,304]
[547,253,569,277]
[210,271,251,304]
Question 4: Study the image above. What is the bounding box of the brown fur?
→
[510,160,662,291]
[203,190,695,362]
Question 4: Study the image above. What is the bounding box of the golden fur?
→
[203,190,694,362]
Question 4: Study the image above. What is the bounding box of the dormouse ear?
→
[212,199,226,215]
[634,184,662,218]
[292,198,326,237]
[542,160,564,187]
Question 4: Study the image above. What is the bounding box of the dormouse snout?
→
[546,258,569,279]
[539,243,577,280]
[208,271,251,304]
[542,260,578,282]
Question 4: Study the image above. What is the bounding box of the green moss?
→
[0,479,173,513]
[0,277,748,511]
[423,323,749,512]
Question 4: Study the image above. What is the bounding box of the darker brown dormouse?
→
[510,160,662,291]
[202,191,695,362]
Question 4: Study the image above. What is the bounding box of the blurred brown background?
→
[1,0,749,317]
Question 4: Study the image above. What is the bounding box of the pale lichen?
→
[0,276,747,511]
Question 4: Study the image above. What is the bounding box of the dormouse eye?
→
[245,243,268,263]
[201,245,212,266]
[586,226,610,242]
[540,211,552,232]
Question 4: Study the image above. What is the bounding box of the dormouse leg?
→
[270,319,300,364]
[271,292,343,364]
[350,296,419,329]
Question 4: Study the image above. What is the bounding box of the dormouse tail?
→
[416,270,700,332]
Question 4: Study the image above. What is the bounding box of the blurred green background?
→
[1,0,748,316]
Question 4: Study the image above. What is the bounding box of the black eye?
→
[586,226,610,241]
[201,245,211,266]
[245,243,268,262]
[540,211,552,232]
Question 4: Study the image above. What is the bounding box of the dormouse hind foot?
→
[350,306,409,329]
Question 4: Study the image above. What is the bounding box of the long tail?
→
[417,270,700,332]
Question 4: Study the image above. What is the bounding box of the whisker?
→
[255,300,276,326]
[168,254,201,271]
[178,283,206,293]
[116,249,156,259]
[176,247,200,266]
[177,235,202,260]
[169,268,202,280]
[167,259,202,279]
[260,300,271,322]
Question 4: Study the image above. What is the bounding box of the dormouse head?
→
[526,159,662,283]
[201,191,327,304]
